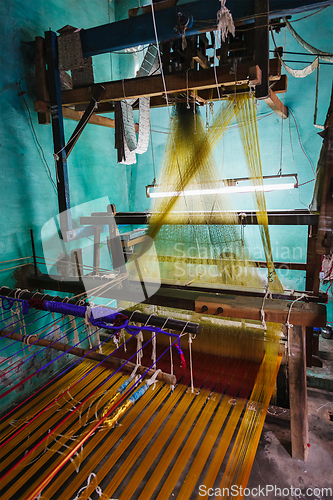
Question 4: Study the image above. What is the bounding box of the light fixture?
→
[146,174,298,198]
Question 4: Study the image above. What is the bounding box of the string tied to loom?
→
[284,293,308,333]
[1,297,15,311]
[84,305,92,326]
[72,472,108,500]
[118,364,140,394]
[146,368,161,387]
[129,369,162,404]
[260,285,270,331]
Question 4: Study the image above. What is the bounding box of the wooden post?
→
[35,37,51,124]
[288,324,309,461]
[305,224,322,367]
[306,225,321,296]
[264,89,289,119]
[93,226,102,275]
[317,83,333,254]
[255,0,269,99]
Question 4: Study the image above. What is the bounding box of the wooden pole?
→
[0,329,176,386]
[288,324,309,461]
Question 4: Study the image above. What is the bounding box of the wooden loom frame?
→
[28,0,333,465]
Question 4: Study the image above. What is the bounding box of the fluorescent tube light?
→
[146,175,298,198]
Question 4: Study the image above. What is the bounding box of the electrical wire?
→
[289,109,316,176]
[298,179,315,186]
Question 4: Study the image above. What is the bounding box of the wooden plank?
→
[34,37,50,124]
[61,63,262,105]
[264,89,289,119]
[34,101,116,128]
[64,107,116,128]
[288,325,309,461]
[194,294,326,327]
[141,76,287,108]
[193,49,210,69]
[317,125,333,254]
[28,272,326,324]
[121,235,146,248]
[270,73,288,93]
[306,225,321,295]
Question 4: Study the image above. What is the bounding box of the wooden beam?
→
[27,273,326,324]
[0,329,176,385]
[193,49,210,69]
[264,89,289,119]
[194,294,326,327]
[288,325,309,461]
[34,100,116,128]
[139,75,287,108]
[317,116,333,254]
[270,74,288,94]
[61,63,262,106]
[65,85,105,157]
[255,0,270,99]
[305,225,322,367]
[34,37,50,124]
[83,208,318,226]
[63,107,116,128]
[305,225,321,295]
